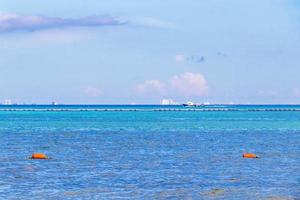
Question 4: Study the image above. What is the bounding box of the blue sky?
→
[0,0,300,104]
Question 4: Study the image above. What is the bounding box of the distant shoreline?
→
[1,104,300,112]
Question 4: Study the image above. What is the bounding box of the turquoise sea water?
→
[0,105,299,199]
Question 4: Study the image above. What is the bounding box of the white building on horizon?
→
[160,99,179,105]
[3,99,12,105]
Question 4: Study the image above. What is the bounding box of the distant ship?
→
[182,101,197,107]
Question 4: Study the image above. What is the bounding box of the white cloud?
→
[0,13,124,33]
[175,54,185,63]
[126,16,175,29]
[136,80,166,96]
[175,54,205,64]
[135,72,208,97]
[169,72,208,96]
[85,87,103,97]
[0,13,175,33]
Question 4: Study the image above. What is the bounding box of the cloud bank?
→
[175,54,205,64]
[0,13,174,33]
[0,13,124,32]
[136,72,208,97]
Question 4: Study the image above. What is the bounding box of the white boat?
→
[182,101,197,107]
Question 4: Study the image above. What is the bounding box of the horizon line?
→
[2,103,300,106]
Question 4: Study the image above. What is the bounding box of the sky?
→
[0,0,300,104]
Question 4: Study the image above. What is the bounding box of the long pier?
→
[0,108,299,112]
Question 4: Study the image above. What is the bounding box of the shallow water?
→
[0,105,299,199]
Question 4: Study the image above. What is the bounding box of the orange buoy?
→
[243,153,259,158]
[31,153,48,159]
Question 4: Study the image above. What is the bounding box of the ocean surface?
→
[0,105,299,200]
